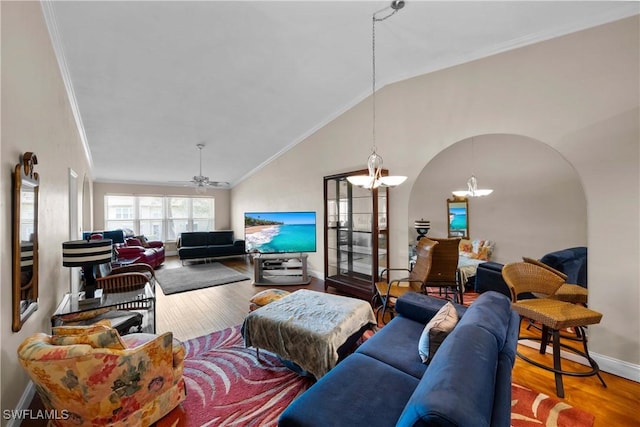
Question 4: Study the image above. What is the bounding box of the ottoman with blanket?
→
[242,289,377,379]
[279,291,519,427]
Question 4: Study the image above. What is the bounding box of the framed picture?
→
[447,197,469,239]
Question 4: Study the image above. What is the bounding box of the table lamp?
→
[62,238,112,300]
[414,219,431,241]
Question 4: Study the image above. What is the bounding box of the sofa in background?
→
[82,230,165,268]
[177,230,246,263]
[474,246,588,297]
[474,261,511,297]
[119,235,165,268]
[279,291,519,427]
[539,247,587,287]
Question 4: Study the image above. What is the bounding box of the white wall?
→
[232,17,640,374]
[1,2,93,416]
[409,134,587,264]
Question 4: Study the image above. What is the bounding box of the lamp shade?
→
[62,239,112,267]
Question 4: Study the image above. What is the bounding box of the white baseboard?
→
[520,339,640,382]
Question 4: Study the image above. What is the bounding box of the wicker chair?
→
[424,237,463,304]
[373,237,438,324]
[502,262,606,397]
[522,256,588,304]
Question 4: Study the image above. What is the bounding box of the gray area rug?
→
[155,262,250,295]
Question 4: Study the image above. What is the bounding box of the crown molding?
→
[40,0,93,169]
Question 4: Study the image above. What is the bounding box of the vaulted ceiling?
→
[43,1,638,188]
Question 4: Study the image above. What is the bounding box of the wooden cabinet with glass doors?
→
[323,170,389,299]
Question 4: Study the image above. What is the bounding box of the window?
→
[105,196,135,231]
[105,195,215,242]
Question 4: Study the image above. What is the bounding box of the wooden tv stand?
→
[253,253,311,286]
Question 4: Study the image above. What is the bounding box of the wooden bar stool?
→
[502,262,606,398]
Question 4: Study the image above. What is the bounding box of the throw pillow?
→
[135,235,150,248]
[249,289,290,311]
[418,301,459,364]
[126,238,143,247]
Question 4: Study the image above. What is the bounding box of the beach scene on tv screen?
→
[245,212,316,253]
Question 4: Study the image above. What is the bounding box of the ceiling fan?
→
[170,143,229,192]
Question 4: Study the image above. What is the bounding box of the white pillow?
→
[418,302,459,364]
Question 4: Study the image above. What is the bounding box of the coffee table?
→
[241,289,376,378]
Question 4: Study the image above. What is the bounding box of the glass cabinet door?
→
[324,170,389,299]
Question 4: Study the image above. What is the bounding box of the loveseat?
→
[177,230,246,263]
[279,291,519,427]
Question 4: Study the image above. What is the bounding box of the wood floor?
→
[156,256,638,427]
[23,256,638,426]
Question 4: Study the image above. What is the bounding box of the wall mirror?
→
[447,197,469,239]
[12,152,39,332]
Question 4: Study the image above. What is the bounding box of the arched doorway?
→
[408,134,586,263]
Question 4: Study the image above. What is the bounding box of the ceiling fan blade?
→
[205,181,230,188]
[168,144,230,189]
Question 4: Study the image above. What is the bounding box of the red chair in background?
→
[117,236,165,268]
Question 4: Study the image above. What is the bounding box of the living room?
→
[2,1,638,425]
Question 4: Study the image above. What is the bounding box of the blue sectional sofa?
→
[176,231,245,263]
[279,291,519,427]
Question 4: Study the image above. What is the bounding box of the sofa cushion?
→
[179,232,209,247]
[356,316,428,379]
[207,231,234,246]
[279,353,420,427]
[418,301,459,364]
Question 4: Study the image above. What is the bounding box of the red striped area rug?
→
[157,325,594,427]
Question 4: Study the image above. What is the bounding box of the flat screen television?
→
[244,211,316,254]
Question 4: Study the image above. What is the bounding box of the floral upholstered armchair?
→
[17,321,185,426]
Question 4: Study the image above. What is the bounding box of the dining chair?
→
[424,237,463,304]
[373,237,438,324]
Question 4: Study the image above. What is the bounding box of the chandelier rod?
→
[371,1,404,154]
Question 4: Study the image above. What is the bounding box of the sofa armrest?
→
[233,239,246,250]
[395,292,467,324]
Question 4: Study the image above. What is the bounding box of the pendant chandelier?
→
[347,0,407,190]
[452,138,493,197]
